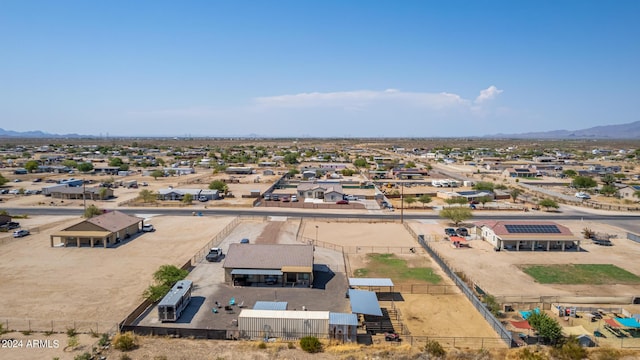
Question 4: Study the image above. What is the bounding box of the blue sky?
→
[1,1,638,137]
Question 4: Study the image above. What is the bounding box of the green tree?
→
[405,161,416,168]
[283,153,298,164]
[562,169,577,178]
[83,204,102,218]
[98,187,108,200]
[538,198,559,211]
[439,207,473,226]
[143,264,188,301]
[209,180,228,193]
[150,170,165,180]
[473,181,495,191]
[109,157,124,167]
[287,168,300,177]
[62,160,78,168]
[527,312,563,345]
[24,160,39,173]
[635,191,640,200]
[403,195,416,208]
[417,194,432,208]
[353,158,368,167]
[0,173,8,186]
[77,162,94,173]
[509,188,523,202]
[444,197,468,206]
[341,168,356,176]
[138,189,156,203]
[476,195,492,207]
[601,174,617,186]
[182,193,193,204]
[599,185,617,197]
[572,176,597,190]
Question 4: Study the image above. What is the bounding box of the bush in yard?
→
[423,339,446,357]
[300,336,322,353]
[112,331,138,351]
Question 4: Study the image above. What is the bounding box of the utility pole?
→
[400,181,404,224]
[83,179,86,214]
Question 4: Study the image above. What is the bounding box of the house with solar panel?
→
[477,221,580,251]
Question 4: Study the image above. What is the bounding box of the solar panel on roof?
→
[504,224,561,234]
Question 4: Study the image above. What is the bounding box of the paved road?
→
[5,206,640,223]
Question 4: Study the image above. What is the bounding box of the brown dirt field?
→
[394,294,499,338]
[0,215,235,324]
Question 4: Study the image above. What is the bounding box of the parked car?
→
[336,200,349,205]
[264,193,271,201]
[205,247,223,262]
[575,192,591,199]
[240,238,250,244]
[142,224,155,232]
[456,227,469,237]
[0,222,20,230]
[8,189,20,195]
[281,196,290,202]
[345,195,358,201]
[13,229,30,238]
[271,194,280,201]
[198,196,209,202]
[444,228,457,237]
[264,276,277,285]
[291,195,298,202]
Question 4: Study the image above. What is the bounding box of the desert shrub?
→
[515,348,549,360]
[257,341,267,349]
[21,330,32,335]
[112,331,138,351]
[120,355,132,360]
[423,340,446,357]
[74,353,91,360]
[67,336,79,350]
[66,327,78,337]
[589,347,621,360]
[550,336,587,360]
[98,333,110,346]
[153,356,168,360]
[300,336,322,353]
[287,341,296,349]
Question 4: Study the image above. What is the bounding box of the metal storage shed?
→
[253,301,288,310]
[238,310,329,340]
[329,312,358,342]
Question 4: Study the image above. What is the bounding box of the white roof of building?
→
[239,309,329,320]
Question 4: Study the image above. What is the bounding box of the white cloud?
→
[474,85,503,104]
[254,89,473,110]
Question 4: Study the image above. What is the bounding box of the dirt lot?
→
[0,215,235,324]
[421,220,640,299]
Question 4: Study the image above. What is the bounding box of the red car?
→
[336,200,349,205]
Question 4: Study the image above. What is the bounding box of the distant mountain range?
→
[488,121,640,139]
[0,128,89,138]
[2,120,640,139]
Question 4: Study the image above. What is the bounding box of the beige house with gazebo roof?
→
[50,211,143,248]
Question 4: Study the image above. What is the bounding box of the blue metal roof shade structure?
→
[348,278,394,287]
[348,289,382,316]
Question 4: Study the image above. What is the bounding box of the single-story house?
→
[619,185,640,201]
[225,167,254,174]
[0,214,11,227]
[162,167,195,175]
[223,244,314,286]
[50,210,143,248]
[502,168,538,178]
[93,166,121,175]
[297,182,344,202]
[49,186,114,200]
[157,188,219,201]
[478,221,580,251]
